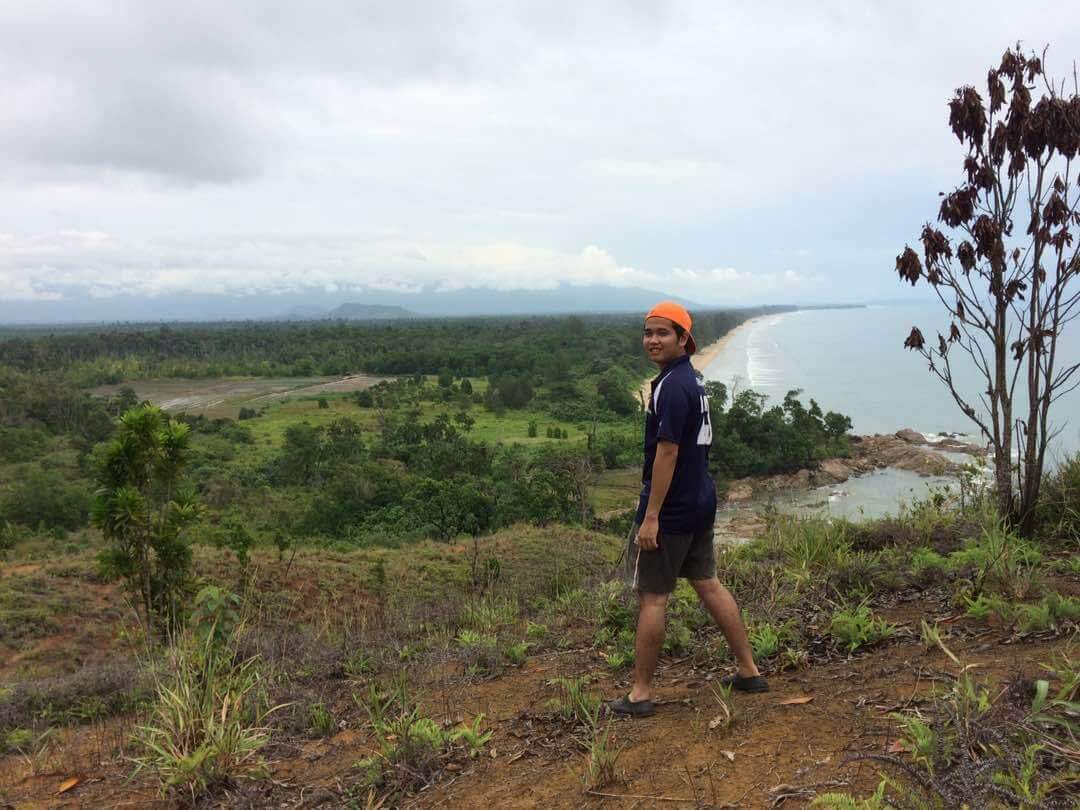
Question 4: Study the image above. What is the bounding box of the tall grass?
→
[135,636,283,800]
[134,586,286,801]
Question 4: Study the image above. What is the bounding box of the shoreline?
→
[638,312,775,403]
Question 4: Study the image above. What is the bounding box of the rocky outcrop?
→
[895,428,926,444]
[722,429,985,504]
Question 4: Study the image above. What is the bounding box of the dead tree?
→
[896,45,1080,536]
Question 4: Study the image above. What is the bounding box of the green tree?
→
[278,423,325,485]
[596,367,637,415]
[0,467,93,531]
[411,476,495,542]
[93,405,200,638]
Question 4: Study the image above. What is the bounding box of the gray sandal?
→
[607,694,656,717]
[720,673,769,693]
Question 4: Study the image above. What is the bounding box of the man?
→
[609,302,767,718]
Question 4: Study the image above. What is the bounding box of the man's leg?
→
[629,591,669,702]
[690,576,760,678]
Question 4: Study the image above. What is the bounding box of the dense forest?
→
[0,309,778,385]
[1,308,860,558]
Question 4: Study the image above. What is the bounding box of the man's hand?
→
[636,514,660,551]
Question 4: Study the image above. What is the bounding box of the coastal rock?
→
[895,428,927,444]
[852,434,957,476]
[725,483,754,503]
[720,431,978,509]
[816,458,852,484]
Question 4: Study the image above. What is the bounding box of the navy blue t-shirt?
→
[635,355,717,533]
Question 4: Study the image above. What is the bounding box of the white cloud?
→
[0,230,812,303]
[1,1,1079,317]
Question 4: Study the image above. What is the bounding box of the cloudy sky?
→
[2,1,1079,317]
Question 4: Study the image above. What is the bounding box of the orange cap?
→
[645,301,696,355]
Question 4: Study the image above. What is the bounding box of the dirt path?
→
[91,374,389,418]
[4,606,1066,809]
[422,631,1062,808]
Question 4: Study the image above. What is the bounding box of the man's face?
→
[643,317,687,366]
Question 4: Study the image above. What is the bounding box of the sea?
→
[702,304,1080,521]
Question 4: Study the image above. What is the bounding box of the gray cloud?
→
[1,1,1079,310]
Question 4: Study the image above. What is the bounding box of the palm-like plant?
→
[93,405,200,638]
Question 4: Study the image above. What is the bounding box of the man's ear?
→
[677,332,688,349]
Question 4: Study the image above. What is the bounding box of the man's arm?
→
[636,440,679,550]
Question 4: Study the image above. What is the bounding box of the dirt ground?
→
[90,375,388,419]
[1,594,1072,809]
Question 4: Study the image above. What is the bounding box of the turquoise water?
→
[703,304,1080,521]
[703,304,1080,458]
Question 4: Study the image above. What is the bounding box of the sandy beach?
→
[638,313,772,404]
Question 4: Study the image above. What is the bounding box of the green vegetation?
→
[134,588,281,801]
[94,405,201,636]
[827,603,896,653]
[2,311,1076,807]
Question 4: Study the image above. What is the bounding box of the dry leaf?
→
[778,696,814,705]
[490,748,498,758]
[56,777,80,795]
[445,763,462,772]
[887,739,908,754]
[708,715,726,730]
[721,750,735,762]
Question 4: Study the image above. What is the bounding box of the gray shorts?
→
[624,522,716,594]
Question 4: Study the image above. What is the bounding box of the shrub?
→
[947,523,1042,600]
[94,405,200,637]
[456,629,501,675]
[828,604,895,653]
[135,636,281,800]
[0,468,94,532]
[582,722,624,790]
[546,676,601,727]
[910,547,947,579]
[0,426,48,463]
[356,693,478,796]
[749,622,781,659]
[1037,451,1080,542]
[503,641,528,667]
[308,702,334,737]
[459,597,517,634]
[448,714,492,757]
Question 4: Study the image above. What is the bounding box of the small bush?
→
[308,702,334,737]
[448,714,492,757]
[459,597,517,634]
[1038,451,1080,542]
[947,524,1042,600]
[1015,601,1054,633]
[828,604,895,653]
[910,547,947,579]
[357,705,447,793]
[1,727,35,754]
[582,722,624,790]
[749,622,781,659]
[456,629,501,675]
[503,641,528,666]
[135,640,281,800]
[546,676,601,727]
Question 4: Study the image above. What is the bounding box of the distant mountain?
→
[325,285,703,317]
[0,283,706,325]
[327,303,416,320]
